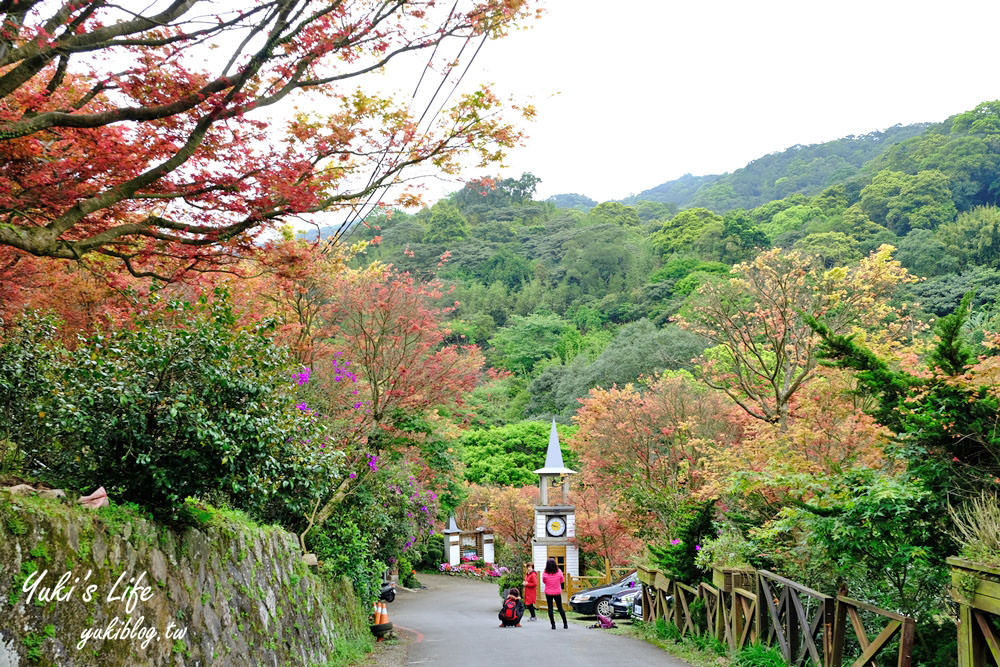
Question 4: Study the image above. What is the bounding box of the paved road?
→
[386,573,690,666]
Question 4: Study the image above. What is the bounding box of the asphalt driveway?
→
[386,573,690,666]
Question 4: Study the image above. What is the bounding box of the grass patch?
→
[9,560,38,607]
[616,617,733,667]
[732,642,786,666]
[323,634,375,666]
[6,512,28,536]
[96,501,152,536]
[950,493,1000,567]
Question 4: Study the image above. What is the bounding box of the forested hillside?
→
[326,102,1000,436]
[618,122,929,211]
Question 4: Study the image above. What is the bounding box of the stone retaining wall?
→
[0,492,360,666]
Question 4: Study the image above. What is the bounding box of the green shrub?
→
[496,570,522,598]
[950,493,1000,566]
[397,556,419,588]
[688,596,707,634]
[733,642,786,667]
[647,500,714,581]
[654,617,682,641]
[310,518,385,604]
[414,534,444,570]
[0,313,62,477]
[6,293,331,523]
[695,525,756,571]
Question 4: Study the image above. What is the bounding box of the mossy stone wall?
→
[0,492,363,666]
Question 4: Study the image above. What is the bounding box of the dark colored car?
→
[609,588,642,619]
[569,572,639,617]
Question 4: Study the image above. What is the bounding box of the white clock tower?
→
[532,420,578,581]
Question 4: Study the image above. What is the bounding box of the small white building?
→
[442,516,495,566]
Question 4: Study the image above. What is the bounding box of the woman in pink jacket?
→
[541,557,568,629]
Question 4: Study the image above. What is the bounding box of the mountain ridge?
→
[547,122,931,212]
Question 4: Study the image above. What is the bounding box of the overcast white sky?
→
[400,0,1000,203]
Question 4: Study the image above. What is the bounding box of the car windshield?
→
[616,573,637,587]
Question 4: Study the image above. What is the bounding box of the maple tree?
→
[570,372,740,537]
[234,235,364,364]
[218,239,483,440]
[483,484,537,558]
[677,245,917,428]
[696,366,893,505]
[323,263,484,430]
[572,481,642,566]
[0,0,535,279]
[453,482,492,531]
[811,295,1000,486]
[268,257,484,529]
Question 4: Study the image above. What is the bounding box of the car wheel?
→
[385,590,395,603]
[595,596,612,617]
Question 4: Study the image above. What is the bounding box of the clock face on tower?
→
[546,515,566,537]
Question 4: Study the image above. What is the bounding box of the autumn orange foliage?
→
[697,367,894,503]
[678,246,920,427]
[0,1,538,278]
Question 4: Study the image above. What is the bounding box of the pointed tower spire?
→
[533,419,576,475]
[442,515,461,534]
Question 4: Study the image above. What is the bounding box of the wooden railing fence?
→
[949,557,1000,667]
[732,585,760,651]
[830,595,915,667]
[758,570,834,667]
[566,559,635,597]
[636,565,914,667]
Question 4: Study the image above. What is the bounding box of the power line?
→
[330,30,489,248]
[322,5,491,251]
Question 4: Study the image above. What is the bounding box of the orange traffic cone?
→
[372,602,380,623]
[376,601,388,641]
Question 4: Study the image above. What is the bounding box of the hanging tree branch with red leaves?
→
[0,0,536,279]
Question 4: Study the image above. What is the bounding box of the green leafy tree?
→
[759,204,825,242]
[526,320,706,418]
[649,256,729,285]
[894,229,960,277]
[477,248,534,289]
[885,170,957,234]
[633,200,678,223]
[809,296,1000,484]
[459,421,577,486]
[951,100,1000,136]
[0,313,62,473]
[793,232,862,268]
[858,170,907,226]
[801,470,953,656]
[650,208,725,258]
[905,266,1000,316]
[487,313,576,374]
[935,205,1000,269]
[721,209,770,259]
[860,169,957,234]
[827,205,898,254]
[423,201,470,245]
[464,373,529,428]
[589,201,641,227]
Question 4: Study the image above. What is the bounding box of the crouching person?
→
[498,587,524,627]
